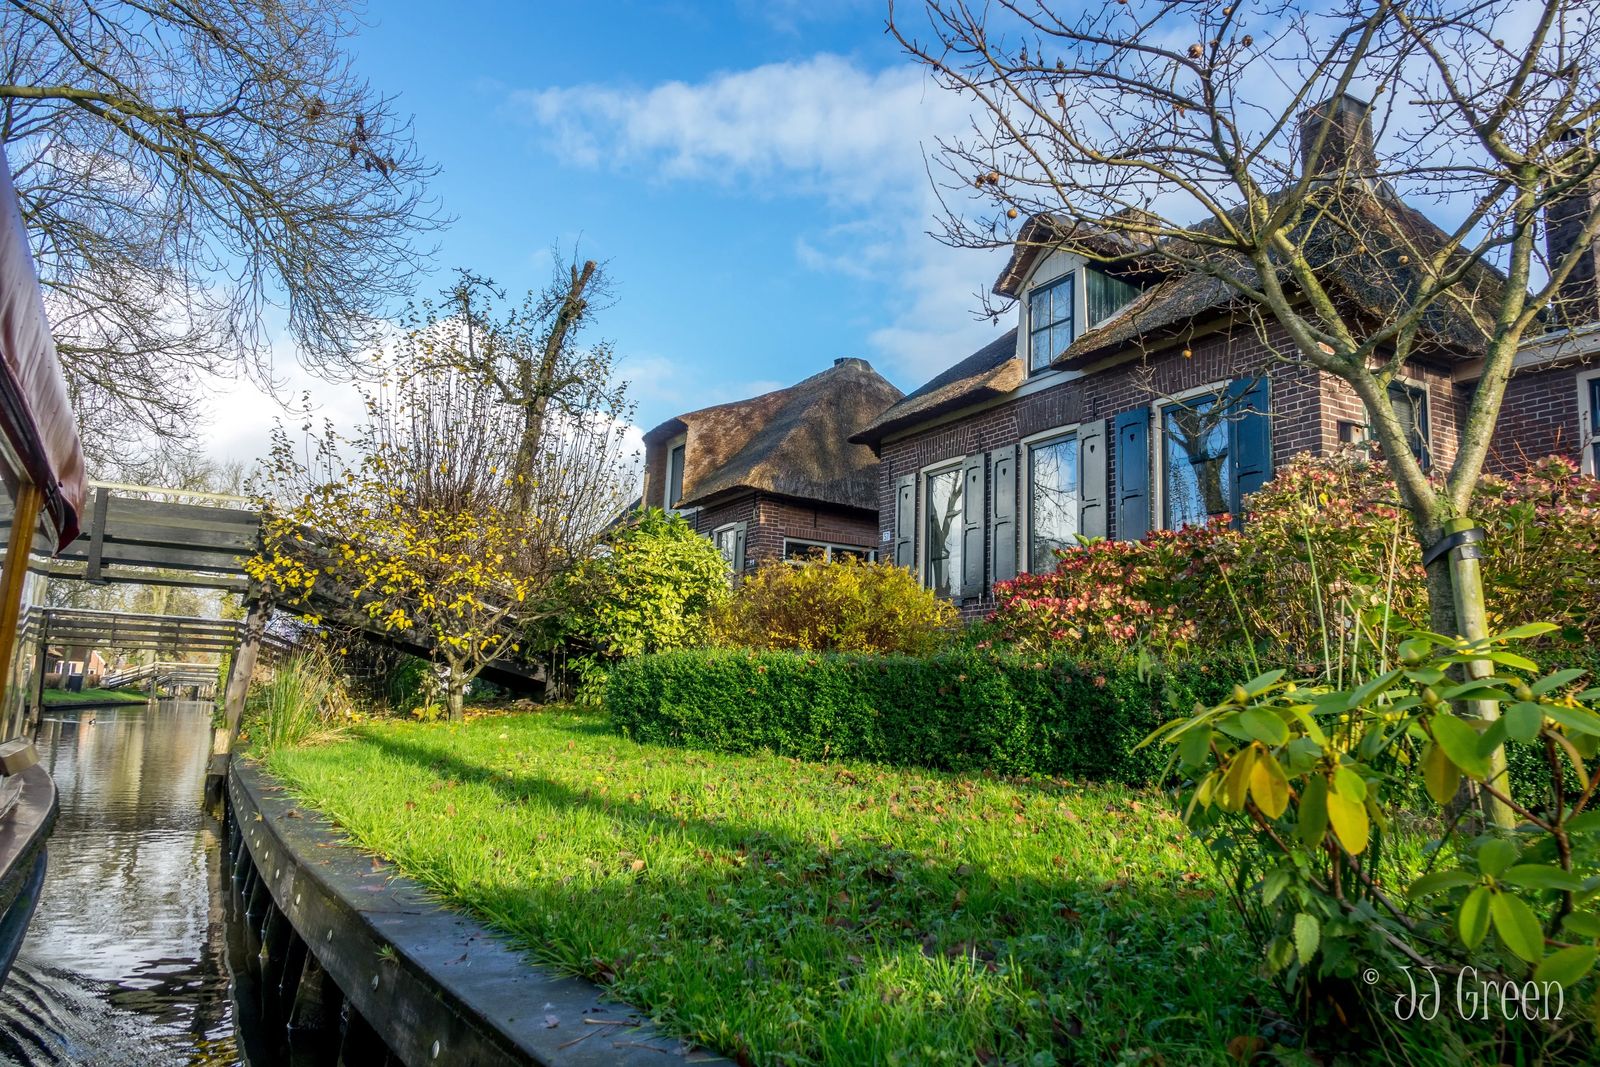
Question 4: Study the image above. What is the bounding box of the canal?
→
[0,699,247,1066]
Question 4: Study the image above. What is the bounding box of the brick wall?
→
[691,492,879,568]
[874,323,1470,617]
[1481,364,1588,474]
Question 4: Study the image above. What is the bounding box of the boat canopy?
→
[0,149,85,550]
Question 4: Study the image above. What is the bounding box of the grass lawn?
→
[265,708,1271,1065]
[42,686,148,706]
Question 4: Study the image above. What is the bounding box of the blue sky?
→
[202,0,1009,463]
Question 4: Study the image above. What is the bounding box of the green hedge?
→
[605,647,1256,784]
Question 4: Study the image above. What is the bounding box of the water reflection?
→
[0,700,238,1066]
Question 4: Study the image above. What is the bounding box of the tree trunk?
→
[445,669,466,723]
[1419,513,1516,830]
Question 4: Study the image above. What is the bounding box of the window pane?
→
[784,541,826,561]
[1087,269,1140,325]
[924,468,963,597]
[1163,399,1231,529]
[1028,436,1079,572]
[667,444,685,507]
[833,547,870,562]
[1387,383,1429,465]
[716,528,738,566]
[1030,327,1054,372]
[1027,273,1074,372]
[1591,379,1599,473]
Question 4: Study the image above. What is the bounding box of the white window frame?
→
[1578,367,1600,477]
[917,457,965,593]
[1019,250,1088,377]
[712,522,740,568]
[662,433,687,512]
[1019,422,1080,574]
[1150,379,1234,533]
[780,538,877,563]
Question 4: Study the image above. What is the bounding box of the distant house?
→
[850,94,1589,616]
[641,358,903,570]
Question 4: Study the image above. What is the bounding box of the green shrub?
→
[987,452,1600,670]
[606,646,1254,783]
[1148,626,1600,1060]
[712,557,958,654]
[553,508,731,692]
[245,653,352,752]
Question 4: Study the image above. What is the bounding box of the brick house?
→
[640,358,903,570]
[850,94,1595,617]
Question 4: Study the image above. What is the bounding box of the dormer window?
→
[1027,272,1075,373]
[665,440,685,510]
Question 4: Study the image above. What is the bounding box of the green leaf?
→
[1398,636,1434,665]
[1459,886,1491,948]
[1407,869,1478,898]
[1498,622,1559,641]
[1542,705,1600,738]
[1250,752,1290,819]
[1483,649,1540,672]
[1293,912,1320,965]
[1422,742,1460,805]
[1501,864,1587,892]
[1534,946,1597,988]
[1490,890,1546,963]
[1239,708,1289,747]
[1431,714,1492,779]
[1477,838,1519,878]
[1297,775,1329,848]
[1333,765,1366,802]
[1239,669,1286,697]
[1561,911,1600,938]
[1177,725,1212,769]
[1326,789,1369,854]
[1532,668,1589,696]
[1220,746,1255,813]
[1437,682,1512,704]
[1504,702,1543,743]
[1346,668,1404,712]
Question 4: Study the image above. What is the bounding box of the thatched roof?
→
[856,186,1506,445]
[647,358,902,512]
[849,330,1023,445]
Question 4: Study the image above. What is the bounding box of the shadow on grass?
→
[333,725,1271,1065]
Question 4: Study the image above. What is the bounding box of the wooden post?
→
[28,611,47,730]
[206,597,267,807]
[0,483,43,719]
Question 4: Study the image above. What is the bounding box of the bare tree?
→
[409,260,633,520]
[0,0,444,460]
[891,0,1600,826]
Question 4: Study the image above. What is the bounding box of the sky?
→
[199,0,1011,468]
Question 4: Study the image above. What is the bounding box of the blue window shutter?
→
[1077,418,1108,539]
[988,446,1018,582]
[961,454,987,596]
[1226,377,1272,518]
[892,475,916,569]
[1114,409,1150,541]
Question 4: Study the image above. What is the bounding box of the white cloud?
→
[516,54,1010,389]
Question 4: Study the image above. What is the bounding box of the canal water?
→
[0,700,243,1066]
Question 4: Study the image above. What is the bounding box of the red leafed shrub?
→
[985,451,1600,668]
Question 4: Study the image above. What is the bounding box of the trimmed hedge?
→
[605,647,1257,784]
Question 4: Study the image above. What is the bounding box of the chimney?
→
[1298,94,1377,178]
[1544,137,1600,330]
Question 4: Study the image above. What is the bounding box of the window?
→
[782,539,875,563]
[923,466,963,596]
[1026,433,1079,572]
[1027,272,1075,373]
[1087,269,1141,326]
[715,525,740,567]
[1155,379,1271,532]
[1162,396,1234,529]
[1387,382,1429,466]
[665,442,685,509]
[1587,376,1599,475]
